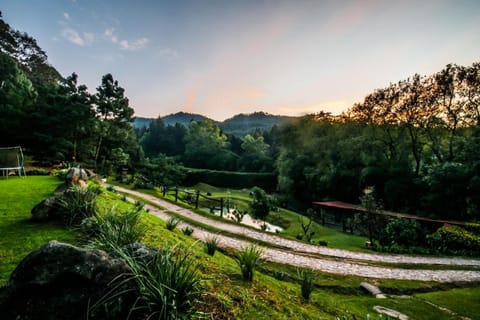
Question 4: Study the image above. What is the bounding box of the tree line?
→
[1,12,479,223]
[276,63,480,221]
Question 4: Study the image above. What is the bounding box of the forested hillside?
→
[1,10,480,224]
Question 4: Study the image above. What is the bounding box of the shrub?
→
[205,236,219,256]
[236,245,263,282]
[249,187,274,220]
[296,234,303,241]
[298,269,316,301]
[317,240,328,246]
[81,205,146,253]
[379,218,423,248]
[427,225,480,256]
[465,222,480,235]
[165,217,181,231]
[55,184,101,226]
[108,244,202,319]
[182,226,194,236]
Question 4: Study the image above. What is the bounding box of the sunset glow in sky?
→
[2,0,480,120]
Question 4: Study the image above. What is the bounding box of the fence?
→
[160,185,236,217]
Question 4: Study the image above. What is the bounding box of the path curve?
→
[109,185,480,282]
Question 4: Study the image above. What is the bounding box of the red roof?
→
[313,201,466,226]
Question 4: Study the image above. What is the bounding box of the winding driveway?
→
[109,185,480,283]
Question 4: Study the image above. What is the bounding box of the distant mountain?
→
[219,112,295,137]
[162,112,212,127]
[134,111,295,137]
[133,117,154,129]
[133,112,211,129]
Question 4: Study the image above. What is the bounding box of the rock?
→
[31,196,58,221]
[123,242,158,260]
[66,167,89,187]
[374,306,409,320]
[0,241,136,320]
[360,282,386,298]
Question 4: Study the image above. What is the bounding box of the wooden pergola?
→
[313,201,466,231]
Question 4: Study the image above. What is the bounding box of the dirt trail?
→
[109,185,480,282]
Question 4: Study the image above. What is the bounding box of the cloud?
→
[119,37,149,50]
[63,12,70,20]
[104,27,149,51]
[62,28,94,46]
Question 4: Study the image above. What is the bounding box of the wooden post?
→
[195,190,200,209]
[163,185,167,197]
[220,198,224,217]
[175,186,178,202]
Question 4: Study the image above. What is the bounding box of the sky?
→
[2,0,480,121]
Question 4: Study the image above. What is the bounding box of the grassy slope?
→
[168,183,370,252]
[0,176,77,283]
[2,177,479,319]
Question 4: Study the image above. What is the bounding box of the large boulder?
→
[31,196,58,222]
[0,241,136,320]
[66,167,89,188]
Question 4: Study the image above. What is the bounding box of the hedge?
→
[427,225,480,256]
[180,167,277,191]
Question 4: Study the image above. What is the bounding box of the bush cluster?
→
[427,225,480,256]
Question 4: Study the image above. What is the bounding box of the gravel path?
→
[110,185,480,282]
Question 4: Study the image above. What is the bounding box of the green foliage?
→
[55,184,101,226]
[236,245,263,282]
[427,225,480,256]
[139,117,187,157]
[204,236,219,256]
[249,186,274,220]
[113,244,202,320]
[182,226,194,236]
[380,218,423,248]
[80,205,146,253]
[465,222,480,235]
[0,52,37,147]
[182,167,276,190]
[137,156,186,187]
[183,120,236,170]
[165,217,181,231]
[298,269,316,301]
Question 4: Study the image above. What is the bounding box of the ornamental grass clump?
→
[204,236,219,256]
[56,184,101,226]
[298,268,316,301]
[89,244,203,320]
[81,205,146,253]
[166,217,181,231]
[182,226,194,236]
[126,244,203,319]
[236,244,263,282]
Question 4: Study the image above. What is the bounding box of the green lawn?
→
[165,182,370,252]
[3,177,477,319]
[0,176,77,284]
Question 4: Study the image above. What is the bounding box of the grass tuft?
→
[205,236,219,256]
[298,268,316,301]
[236,244,263,282]
[165,217,181,231]
[80,205,146,253]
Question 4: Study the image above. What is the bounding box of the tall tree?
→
[93,73,139,173]
[183,120,237,170]
[0,52,36,146]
